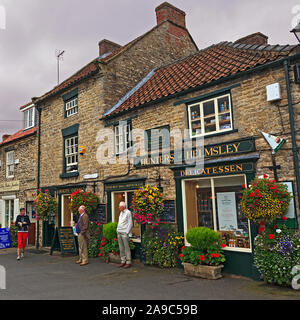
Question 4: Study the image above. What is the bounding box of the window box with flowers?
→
[179,227,226,280]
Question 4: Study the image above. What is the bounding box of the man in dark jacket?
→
[75,205,90,266]
[15,208,31,260]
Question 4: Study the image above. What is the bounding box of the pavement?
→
[0,246,300,300]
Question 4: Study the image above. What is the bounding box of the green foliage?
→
[69,190,99,216]
[254,222,300,287]
[186,227,220,251]
[88,221,103,258]
[98,236,135,262]
[102,222,118,240]
[9,225,18,248]
[179,226,226,266]
[142,223,184,268]
[34,190,58,221]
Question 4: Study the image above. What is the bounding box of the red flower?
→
[242,184,246,189]
[199,255,205,261]
[211,253,215,258]
[254,189,260,193]
[179,254,184,258]
[214,253,220,258]
[250,192,255,197]
[181,246,186,251]
[268,234,275,240]
[221,243,226,248]
[281,215,287,221]
[263,174,268,179]
[113,238,117,242]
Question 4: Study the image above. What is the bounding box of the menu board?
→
[89,204,106,223]
[0,228,11,249]
[160,200,176,223]
[216,192,238,231]
[50,227,77,256]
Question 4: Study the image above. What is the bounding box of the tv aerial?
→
[55,49,65,85]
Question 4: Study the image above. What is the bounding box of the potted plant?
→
[179,227,226,280]
[98,222,135,263]
[34,189,58,221]
[69,189,99,217]
[240,175,292,233]
[88,221,103,258]
[142,223,185,268]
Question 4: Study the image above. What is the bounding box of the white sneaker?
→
[17,256,20,261]
[21,253,24,258]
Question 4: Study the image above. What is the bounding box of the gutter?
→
[284,59,300,220]
[36,105,42,249]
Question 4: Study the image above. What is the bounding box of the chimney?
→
[2,134,11,142]
[98,39,122,57]
[155,2,186,28]
[234,32,268,45]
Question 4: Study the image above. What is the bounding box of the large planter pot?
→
[182,262,224,280]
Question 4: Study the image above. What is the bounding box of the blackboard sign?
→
[160,200,176,223]
[0,228,11,249]
[50,227,77,256]
[89,204,106,223]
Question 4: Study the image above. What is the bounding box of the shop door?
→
[26,201,36,245]
[62,195,72,227]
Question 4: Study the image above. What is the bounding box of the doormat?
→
[26,249,48,254]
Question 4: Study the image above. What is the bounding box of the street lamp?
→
[291,22,300,43]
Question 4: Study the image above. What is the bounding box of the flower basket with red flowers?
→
[240,176,292,225]
[34,189,58,221]
[69,189,99,217]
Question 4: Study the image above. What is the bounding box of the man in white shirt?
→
[117,201,133,268]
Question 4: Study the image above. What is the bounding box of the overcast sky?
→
[0,0,299,140]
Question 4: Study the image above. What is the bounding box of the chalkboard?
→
[50,227,77,256]
[89,204,106,223]
[160,200,176,223]
[0,228,11,249]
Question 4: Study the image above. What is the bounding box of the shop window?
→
[188,94,233,137]
[112,191,141,242]
[184,175,251,251]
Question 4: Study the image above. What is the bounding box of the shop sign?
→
[179,162,254,177]
[105,180,145,192]
[0,180,19,193]
[134,138,255,168]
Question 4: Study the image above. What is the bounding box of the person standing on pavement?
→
[15,208,31,261]
[117,201,133,269]
[75,205,90,266]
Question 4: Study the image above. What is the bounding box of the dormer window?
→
[23,105,35,130]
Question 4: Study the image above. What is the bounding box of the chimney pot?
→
[155,2,186,28]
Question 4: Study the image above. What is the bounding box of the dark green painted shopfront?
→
[104,137,270,280]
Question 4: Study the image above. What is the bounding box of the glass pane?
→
[190,104,201,136]
[215,182,250,249]
[203,100,216,134]
[218,96,231,131]
[5,200,9,227]
[10,200,14,224]
[127,191,141,240]
[196,186,214,229]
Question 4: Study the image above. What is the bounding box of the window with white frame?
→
[65,97,78,117]
[114,121,132,154]
[23,107,35,130]
[6,151,14,178]
[65,136,78,172]
[188,94,233,137]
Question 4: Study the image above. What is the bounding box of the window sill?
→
[60,172,79,179]
[189,128,238,140]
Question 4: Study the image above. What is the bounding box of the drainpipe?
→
[284,59,300,223]
[36,105,41,249]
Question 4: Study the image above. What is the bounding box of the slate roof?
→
[103,41,299,119]
[0,126,37,146]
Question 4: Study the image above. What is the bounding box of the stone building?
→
[0,102,37,245]
[100,32,300,279]
[32,2,198,246]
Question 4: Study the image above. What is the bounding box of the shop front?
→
[172,155,261,280]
